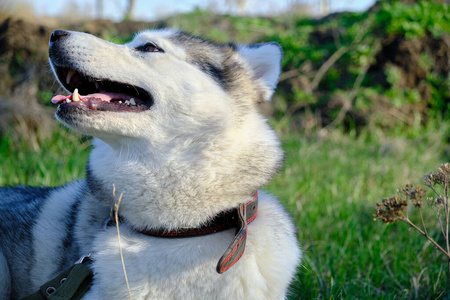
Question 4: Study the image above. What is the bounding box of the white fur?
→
[237,43,282,100]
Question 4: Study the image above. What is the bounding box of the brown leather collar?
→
[102,191,258,274]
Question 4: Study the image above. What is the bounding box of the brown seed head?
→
[374,196,408,223]
[401,184,427,208]
[422,172,434,187]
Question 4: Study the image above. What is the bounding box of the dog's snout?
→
[50,30,69,44]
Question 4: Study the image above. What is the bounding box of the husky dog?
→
[0,29,301,299]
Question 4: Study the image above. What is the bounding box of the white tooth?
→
[66,69,76,85]
[125,100,130,105]
[73,88,80,102]
[66,99,71,103]
[119,101,122,104]
[130,98,136,106]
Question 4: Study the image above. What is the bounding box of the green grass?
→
[1,124,449,298]
[266,128,450,299]
[0,127,91,186]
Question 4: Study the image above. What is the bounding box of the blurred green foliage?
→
[377,0,450,39]
[262,0,448,134]
[163,0,447,135]
[2,0,449,137]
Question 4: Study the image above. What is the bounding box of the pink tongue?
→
[51,92,133,104]
[51,95,70,104]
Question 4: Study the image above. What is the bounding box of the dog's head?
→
[49,29,281,144]
[49,29,284,228]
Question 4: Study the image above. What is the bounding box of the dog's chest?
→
[85,226,267,299]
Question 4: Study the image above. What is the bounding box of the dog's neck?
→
[86,120,282,231]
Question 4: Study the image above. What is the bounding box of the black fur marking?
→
[86,164,114,205]
[58,196,82,271]
[197,62,228,89]
[169,32,237,90]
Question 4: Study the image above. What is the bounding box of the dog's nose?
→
[49,30,69,44]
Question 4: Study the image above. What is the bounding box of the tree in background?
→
[320,0,329,15]
[95,0,136,21]
[96,0,103,19]
[123,0,135,21]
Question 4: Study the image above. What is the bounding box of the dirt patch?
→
[374,34,448,80]
[371,33,450,94]
[0,18,55,140]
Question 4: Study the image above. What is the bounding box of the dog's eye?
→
[142,43,163,53]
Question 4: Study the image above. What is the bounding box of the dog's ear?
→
[238,43,282,101]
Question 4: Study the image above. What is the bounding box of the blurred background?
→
[1,0,450,298]
[1,0,449,142]
[3,0,376,22]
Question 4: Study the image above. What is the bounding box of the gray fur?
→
[0,187,53,298]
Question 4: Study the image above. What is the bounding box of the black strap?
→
[21,257,93,300]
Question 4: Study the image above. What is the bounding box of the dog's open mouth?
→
[51,67,153,112]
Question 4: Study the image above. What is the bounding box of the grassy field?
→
[1,122,449,299]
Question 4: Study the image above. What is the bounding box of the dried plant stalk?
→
[113,185,132,300]
[374,163,450,285]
